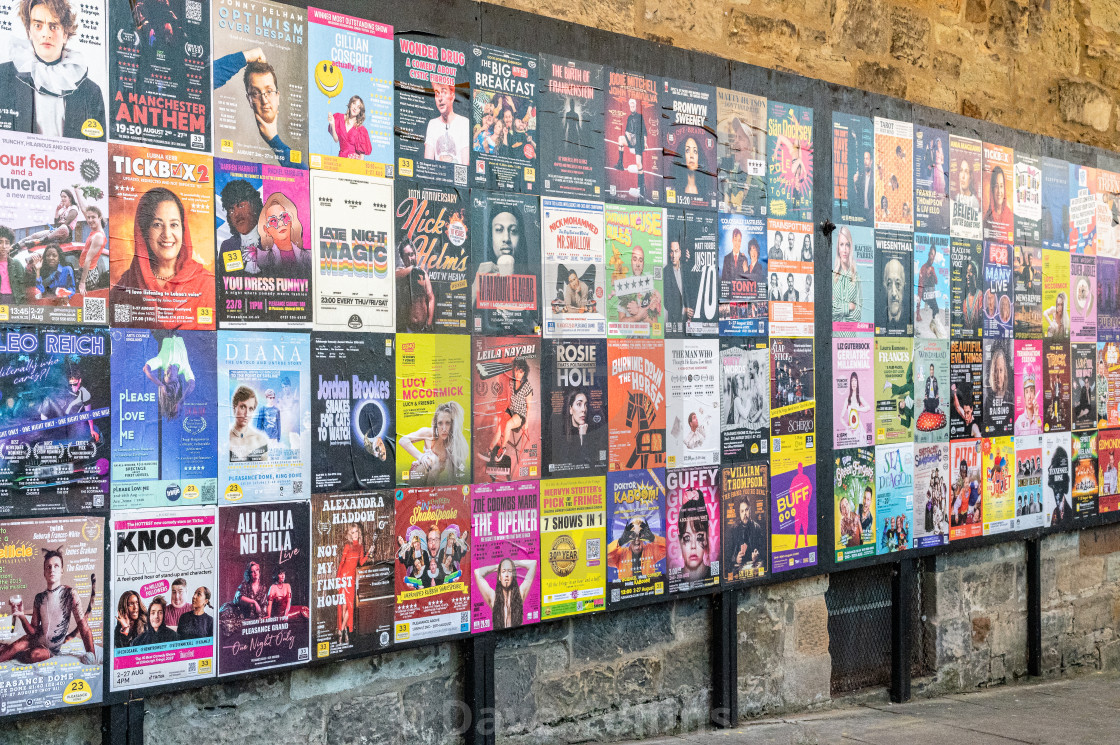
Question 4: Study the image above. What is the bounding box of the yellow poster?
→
[982,436,1016,535]
[540,476,607,619]
[1041,249,1071,339]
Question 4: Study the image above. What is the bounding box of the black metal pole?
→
[1027,537,1042,676]
[464,633,496,745]
[709,589,738,728]
[890,559,915,703]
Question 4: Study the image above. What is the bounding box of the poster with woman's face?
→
[665,466,720,593]
[661,78,717,210]
[469,481,540,632]
[982,338,1013,437]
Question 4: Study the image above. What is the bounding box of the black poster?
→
[470,44,538,193]
[470,191,541,335]
[661,78,717,210]
[664,209,719,337]
[538,55,604,199]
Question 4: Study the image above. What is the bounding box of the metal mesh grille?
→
[911,558,935,679]
[826,564,893,694]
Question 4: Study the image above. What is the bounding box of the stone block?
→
[1084,0,1120,36]
[1100,639,1120,671]
[569,602,674,664]
[1056,556,1107,596]
[672,595,712,641]
[779,654,831,708]
[831,0,890,53]
[400,676,467,745]
[965,0,988,23]
[324,692,403,744]
[890,6,931,66]
[643,0,727,45]
[494,618,570,650]
[1058,79,1113,131]
[765,574,828,602]
[726,11,800,67]
[659,638,710,692]
[1072,595,1114,634]
[0,710,101,745]
[971,614,992,645]
[496,0,637,36]
[1081,524,1120,557]
[290,644,453,701]
[794,596,830,656]
[495,649,538,728]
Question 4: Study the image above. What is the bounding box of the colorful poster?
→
[1070,254,1096,342]
[111,330,217,509]
[107,0,205,150]
[1100,341,1120,429]
[394,333,471,487]
[1013,435,1045,530]
[1071,430,1098,517]
[832,337,874,450]
[831,112,874,226]
[913,233,950,340]
[979,436,1015,536]
[1095,169,1120,258]
[1014,339,1044,436]
[392,485,471,642]
[874,230,913,337]
[394,179,469,333]
[949,438,982,540]
[310,490,394,658]
[537,55,604,199]
[767,218,813,337]
[665,339,719,469]
[949,339,983,440]
[982,241,1013,339]
[873,117,913,232]
[471,335,541,483]
[770,337,815,438]
[606,339,665,471]
[604,68,662,204]
[0,515,103,715]
[470,191,541,336]
[215,159,312,328]
[770,437,817,572]
[1098,258,1120,342]
[914,125,950,234]
[720,462,768,583]
[110,507,216,690]
[767,100,812,222]
[1042,248,1071,340]
[875,338,914,445]
[949,134,983,240]
[469,481,540,631]
[834,447,875,562]
[717,298,768,337]
[470,44,538,193]
[665,466,720,593]
[0,326,109,515]
[212,0,307,167]
[217,501,311,675]
[539,476,606,619]
[605,204,665,338]
[1097,428,1120,513]
[108,145,215,330]
[310,332,396,492]
[541,338,607,477]
[1069,163,1096,255]
[606,468,666,606]
[540,197,607,338]
[664,209,719,337]
[982,143,1014,244]
[661,78,717,209]
[306,9,393,176]
[982,338,1014,437]
[720,340,770,461]
[1014,243,1043,337]
[832,224,874,333]
[0,132,109,325]
[1042,431,1073,526]
[393,34,470,187]
[217,330,311,504]
[875,442,913,554]
[913,442,950,548]
[1072,342,1097,431]
[1043,340,1072,433]
[718,212,766,303]
[1040,156,1070,252]
[914,339,950,444]
[1014,151,1042,247]
[717,89,767,216]
[950,237,984,340]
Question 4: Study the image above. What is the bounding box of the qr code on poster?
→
[586,538,599,562]
[293,480,304,495]
[82,296,106,323]
[200,482,216,503]
[611,588,620,603]
[185,1,202,22]
[114,303,131,324]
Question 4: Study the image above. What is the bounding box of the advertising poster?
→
[874,231,913,337]
[217,501,311,675]
[875,442,913,554]
[949,134,983,240]
[306,9,393,176]
[540,197,606,338]
[0,515,103,715]
[1014,339,1045,436]
[1099,257,1120,342]
[718,212,766,303]
[831,112,874,226]
[720,462,767,583]
[949,237,984,340]
[914,125,950,234]
[721,340,770,461]
[310,332,395,493]
[832,224,874,333]
[873,117,913,232]
[982,143,1015,244]
[1014,435,1045,529]
[394,179,469,333]
[310,490,394,658]
[604,68,661,204]
[394,333,471,487]
[717,298,768,337]
[767,218,813,337]
[1014,151,1042,247]
[1042,431,1073,526]
[874,338,914,445]
[107,0,205,150]
[981,241,1013,339]
[217,330,311,504]
[665,339,719,469]
[1040,156,1070,252]
[471,336,541,483]
[767,100,812,222]
[770,337,815,439]
[663,209,719,337]
[212,0,307,167]
[665,466,720,593]
[834,447,875,562]
[949,438,982,540]
[539,476,606,619]
[1044,340,1072,433]
[537,55,604,199]
[1097,428,1120,513]
[471,191,541,336]
[606,339,665,471]
[717,89,767,216]
[982,338,1014,437]
[393,485,471,642]
[913,442,950,548]
[310,170,394,332]
[215,159,312,328]
[832,337,874,450]
[606,468,666,606]
[661,78,717,209]
[107,145,215,330]
[914,339,950,444]
[949,339,983,440]
[1100,341,1120,429]
[1072,342,1097,431]
[605,204,665,338]
[1096,169,1120,258]
[770,435,817,572]
[1071,431,1098,517]
[110,330,217,509]
[469,481,540,631]
[470,45,538,193]
[913,233,950,340]
[110,507,216,691]
[1042,248,1071,340]
[1069,163,1096,255]
[394,33,470,187]
[1014,243,1043,337]
[541,338,607,477]
[980,436,1015,535]
[0,325,110,515]
[0,132,109,325]
[1070,254,1096,342]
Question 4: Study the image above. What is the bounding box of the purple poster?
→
[469,481,541,633]
[770,459,817,573]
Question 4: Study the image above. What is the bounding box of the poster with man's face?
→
[874,230,913,337]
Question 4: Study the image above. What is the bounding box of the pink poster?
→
[469,481,541,632]
[1014,339,1044,436]
[665,465,721,594]
[833,337,874,449]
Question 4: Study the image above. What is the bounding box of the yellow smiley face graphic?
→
[315,60,343,98]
